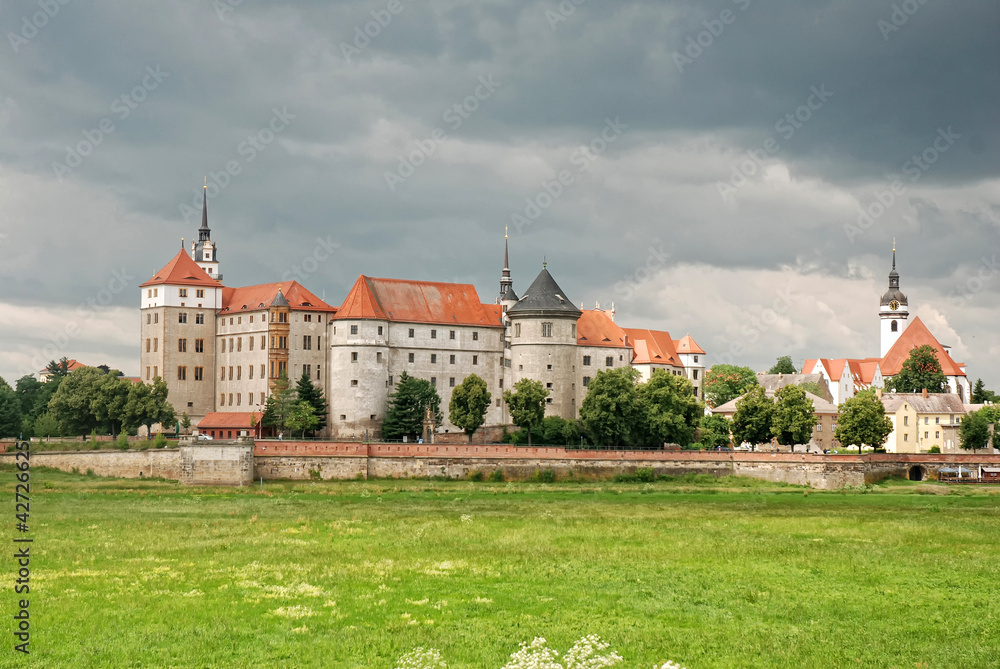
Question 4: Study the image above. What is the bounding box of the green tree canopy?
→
[834,389,893,454]
[884,345,948,394]
[382,372,442,441]
[959,406,1000,453]
[971,378,999,404]
[638,369,702,448]
[295,370,328,436]
[579,367,644,448]
[123,377,176,436]
[704,365,759,408]
[262,372,297,433]
[448,374,491,442]
[0,377,21,438]
[287,401,320,438]
[768,356,797,375]
[503,378,549,446]
[48,367,107,435]
[90,371,131,437]
[731,385,774,448]
[698,414,732,450]
[770,385,817,451]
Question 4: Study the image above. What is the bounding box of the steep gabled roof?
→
[333,276,502,327]
[506,268,582,319]
[624,328,683,367]
[674,334,706,355]
[881,393,965,414]
[577,310,629,349]
[140,248,222,288]
[221,281,336,313]
[881,317,965,377]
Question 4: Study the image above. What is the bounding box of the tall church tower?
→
[879,243,909,357]
[190,180,221,281]
[499,226,518,318]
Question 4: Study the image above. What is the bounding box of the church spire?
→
[500,225,514,299]
[198,177,211,242]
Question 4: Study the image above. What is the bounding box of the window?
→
[146,314,150,324]
[583,356,591,366]
[153,338,158,352]
[249,365,253,379]
[153,366,157,377]
[227,393,233,406]
[496,399,501,407]
[904,416,909,426]
[177,366,187,380]
[514,323,521,338]
[473,331,479,341]
[178,312,188,323]
[891,320,898,332]
[431,354,437,364]
[351,380,358,387]
[816,424,822,432]
[694,355,699,363]
[303,335,312,350]
[935,417,940,424]
[261,335,266,349]
[350,325,358,335]
[236,393,241,407]
[583,376,591,387]
[220,367,225,381]
[260,393,265,405]
[571,324,576,339]
[179,289,187,298]
[409,328,415,338]
[261,364,265,378]
[546,398,553,404]
[146,339,151,353]
[446,377,454,387]
[924,431,929,439]
[278,361,286,376]
[924,417,929,425]
[547,364,552,370]
[230,337,234,352]
[408,353,415,363]
[196,313,204,324]
[318,336,321,348]
[178,339,187,352]
[450,355,456,364]
[145,366,150,380]
[301,364,311,379]
[541,322,552,337]
[317,366,321,380]
[431,377,437,387]
[195,338,204,353]
[351,352,358,362]
[449,330,455,340]
[249,337,254,351]
[473,355,478,365]
[237,317,242,325]
[546,382,553,389]
[237,337,242,352]
[936,431,940,439]
[194,366,203,381]
[376,352,383,362]
[431,329,437,339]
[499,378,504,388]
[228,366,233,380]
[378,326,383,336]
[220,393,225,406]
[196,289,204,298]
[605,357,613,367]
[693,370,698,380]
[236,366,241,380]
[304,314,312,322]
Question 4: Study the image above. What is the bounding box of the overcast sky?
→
[1,0,998,388]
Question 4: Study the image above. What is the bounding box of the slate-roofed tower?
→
[499,227,519,318]
[191,180,221,281]
[879,242,909,357]
[507,264,583,420]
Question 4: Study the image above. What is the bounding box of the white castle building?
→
[139,194,707,439]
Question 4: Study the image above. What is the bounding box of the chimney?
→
[922,388,928,398]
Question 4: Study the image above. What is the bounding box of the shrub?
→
[928,446,941,453]
[153,433,168,449]
[488,469,504,482]
[635,467,655,482]
[468,469,484,482]
[85,468,95,477]
[116,433,130,450]
[531,468,556,483]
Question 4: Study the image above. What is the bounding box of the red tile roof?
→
[623,328,683,367]
[141,249,222,288]
[577,310,630,349]
[198,412,264,429]
[880,317,966,377]
[333,276,502,327]
[674,334,706,355]
[849,360,880,387]
[38,359,88,374]
[221,281,336,313]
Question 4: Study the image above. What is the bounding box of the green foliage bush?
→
[153,433,168,449]
[928,446,941,453]
[116,432,129,450]
[488,469,504,482]
[531,468,556,483]
[468,469,484,482]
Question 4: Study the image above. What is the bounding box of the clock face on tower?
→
[889,300,900,311]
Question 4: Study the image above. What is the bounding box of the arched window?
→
[890,320,898,332]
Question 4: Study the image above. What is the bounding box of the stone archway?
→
[908,465,925,481]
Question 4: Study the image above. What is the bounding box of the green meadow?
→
[3,468,1000,668]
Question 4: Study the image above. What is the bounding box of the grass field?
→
[3,468,1000,668]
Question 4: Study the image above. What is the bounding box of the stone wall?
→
[0,448,182,480]
[179,443,254,486]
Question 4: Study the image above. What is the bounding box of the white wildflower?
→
[395,646,446,669]
[503,637,563,669]
[271,605,315,619]
[656,663,686,669]
[461,514,473,523]
[564,635,623,668]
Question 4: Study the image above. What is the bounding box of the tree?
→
[262,372,296,433]
[703,365,759,408]
[538,416,582,446]
[698,414,732,449]
[295,370,328,435]
[884,345,948,394]
[449,374,491,442]
[286,401,320,438]
[731,385,774,448]
[0,377,21,438]
[835,389,893,454]
[90,371,131,437]
[181,412,191,434]
[959,406,1000,453]
[32,412,59,439]
[971,378,999,404]
[122,377,176,437]
[770,385,817,452]
[768,356,797,375]
[579,368,643,448]
[43,358,71,381]
[382,372,442,441]
[503,378,549,446]
[638,369,702,448]
[48,367,106,435]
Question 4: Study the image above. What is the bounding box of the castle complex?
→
[139,191,706,438]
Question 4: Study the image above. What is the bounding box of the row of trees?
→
[261,371,329,437]
[0,360,176,438]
